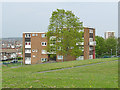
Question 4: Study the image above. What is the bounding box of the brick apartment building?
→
[23,27,96,64]
[104,31,115,39]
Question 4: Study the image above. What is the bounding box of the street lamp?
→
[116,48,117,56]
[111,49,112,58]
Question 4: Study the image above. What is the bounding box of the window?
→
[57,38,61,42]
[25,57,31,60]
[32,49,35,52]
[89,46,93,50]
[89,38,93,42]
[25,42,31,45]
[25,34,31,38]
[25,34,27,37]
[25,38,31,42]
[89,33,93,38]
[58,47,61,50]
[41,34,46,38]
[41,58,47,62]
[33,55,36,57]
[70,47,74,49]
[25,49,31,53]
[89,50,93,55]
[32,34,35,36]
[36,34,38,36]
[41,50,47,54]
[41,42,47,46]
[25,53,31,57]
[89,29,93,33]
[57,55,63,60]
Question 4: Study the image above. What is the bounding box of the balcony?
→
[89,41,96,46]
[25,57,31,64]
[25,42,31,48]
[50,36,56,40]
[47,52,56,54]
[76,42,84,45]
[89,46,93,51]
[50,44,55,46]
[25,38,31,42]
[25,49,31,53]
[25,53,31,57]
[89,55,93,59]
[25,34,31,38]
[76,56,84,60]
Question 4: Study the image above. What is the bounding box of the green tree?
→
[47,9,83,58]
[117,37,120,56]
[105,37,117,56]
[95,36,106,58]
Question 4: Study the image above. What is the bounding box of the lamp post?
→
[111,49,112,58]
[116,46,117,56]
[116,48,117,56]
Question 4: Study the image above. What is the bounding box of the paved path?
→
[37,60,118,73]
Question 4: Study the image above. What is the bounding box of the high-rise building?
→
[104,31,115,39]
[23,27,96,64]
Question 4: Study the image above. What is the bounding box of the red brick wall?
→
[23,33,25,64]
[31,33,48,64]
[84,28,89,60]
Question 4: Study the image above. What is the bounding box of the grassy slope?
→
[0,63,2,90]
[3,58,118,72]
[2,58,118,88]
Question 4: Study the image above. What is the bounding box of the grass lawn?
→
[0,63,2,90]
[2,58,118,88]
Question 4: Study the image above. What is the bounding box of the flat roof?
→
[84,27,95,29]
[105,31,115,32]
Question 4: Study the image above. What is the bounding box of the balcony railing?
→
[89,41,96,46]
[76,42,84,45]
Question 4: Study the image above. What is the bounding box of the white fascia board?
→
[23,32,46,33]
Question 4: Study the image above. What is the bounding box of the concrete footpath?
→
[37,60,118,73]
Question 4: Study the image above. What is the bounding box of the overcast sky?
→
[2,2,118,38]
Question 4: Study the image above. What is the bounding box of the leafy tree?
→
[95,36,106,58]
[117,37,120,56]
[47,9,83,58]
[105,37,117,55]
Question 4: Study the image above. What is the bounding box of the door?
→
[25,57,31,64]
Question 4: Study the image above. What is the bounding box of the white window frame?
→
[25,34,27,37]
[25,34,31,38]
[89,38,93,42]
[25,57,31,60]
[32,34,35,36]
[33,55,36,57]
[41,34,46,38]
[25,49,31,53]
[50,36,56,40]
[41,42,47,46]
[32,49,35,52]
[41,50,47,54]
[57,55,63,60]
[41,58,47,62]
[57,38,61,42]
[89,29,93,33]
[58,47,61,50]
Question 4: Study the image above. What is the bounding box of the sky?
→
[2,2,118,38]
